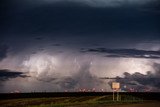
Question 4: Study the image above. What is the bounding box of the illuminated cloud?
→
[22,53,58,78]
[114,63,160,91]
[56,62,107,91]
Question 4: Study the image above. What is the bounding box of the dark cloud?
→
[2,2,160,39]
[10,0,160,8]
[0,69,28,81]
[34,37,44,41]
[82,48,160,59]
[51,44,61,47]
[0,44,8,61]
[113,63,160,91]
[1,0,160,52]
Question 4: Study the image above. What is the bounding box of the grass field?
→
[0,95,147,107]
[1,92,160,107]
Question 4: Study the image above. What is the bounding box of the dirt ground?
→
[72,102,160,107]
[108,102,160,107]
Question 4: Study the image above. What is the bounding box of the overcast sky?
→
[0,0,160,93]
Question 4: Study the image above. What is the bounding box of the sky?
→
[0,0,160,93]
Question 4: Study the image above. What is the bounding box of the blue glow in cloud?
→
[21,0,158,7]
[47,0,157,6]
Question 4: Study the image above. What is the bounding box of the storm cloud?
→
[2,0,159,38]
[25,59,108,91]
[114,63,160,91]
[17,0,159,7]
[0,44,8,61]
[0,69,28,81]
[57,62,106,91]
[82,48,160,59]
[0,0,160,92]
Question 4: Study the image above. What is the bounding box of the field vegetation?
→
[0,95,144,107]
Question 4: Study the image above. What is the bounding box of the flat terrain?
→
[0,92,159,107]
[106,102,160,107]
[0,98,159,107]
[73,102,160,107]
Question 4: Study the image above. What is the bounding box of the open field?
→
[0,92,160,107]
